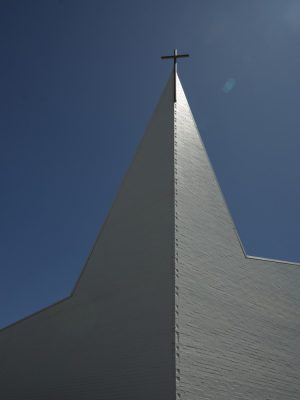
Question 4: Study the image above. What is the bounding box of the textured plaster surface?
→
[175,75,300,400]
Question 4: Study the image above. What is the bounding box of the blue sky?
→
[1,0,300,328]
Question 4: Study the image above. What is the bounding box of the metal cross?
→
[161,49,189,102]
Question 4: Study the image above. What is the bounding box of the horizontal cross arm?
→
[161,54,190,60]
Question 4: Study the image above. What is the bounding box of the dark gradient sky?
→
[1,0,300,329]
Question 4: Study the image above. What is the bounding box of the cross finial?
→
[161,49,189,102]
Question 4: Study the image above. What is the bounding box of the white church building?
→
[0,58,299,399]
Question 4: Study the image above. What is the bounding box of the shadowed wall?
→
[0,76,175,400]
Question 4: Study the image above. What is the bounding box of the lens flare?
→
[223,78,236,93]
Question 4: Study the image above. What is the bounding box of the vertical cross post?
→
[161,49,190,102]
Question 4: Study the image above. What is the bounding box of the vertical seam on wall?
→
[174,99,181,400]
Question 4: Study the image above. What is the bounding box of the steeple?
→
[0,67,299,400]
